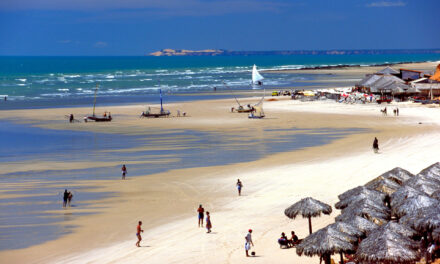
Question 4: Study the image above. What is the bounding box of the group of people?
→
[277,231,300,248]
[197,205,212,233]
[62,189,73,207]
[380,107,400,116]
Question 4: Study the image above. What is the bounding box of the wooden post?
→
[308,216,312,234]
[340,252,344,264]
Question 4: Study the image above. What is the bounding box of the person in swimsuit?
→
[63,189,69,207]
[197,204,204,227]
[205,212,212,233]
[136,221,143,247]
[122,165,127,180]
[236,179,243,196]
[67,192,73,207]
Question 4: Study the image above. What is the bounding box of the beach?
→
[1,61,440,264]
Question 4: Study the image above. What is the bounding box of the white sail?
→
[252,64,264,84]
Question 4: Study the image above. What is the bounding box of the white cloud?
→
[367,1,406,7]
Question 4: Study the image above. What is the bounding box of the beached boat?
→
[84,85,112,122]
[248,89,266,119]
[141,89,171,118]
[252,64,264,86]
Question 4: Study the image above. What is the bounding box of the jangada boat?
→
[84,84,112,122]
[251,64,264,87]
[141,89,171,118]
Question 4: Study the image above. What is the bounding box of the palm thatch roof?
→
[356,229,420,264]
[336,186,386,209]
[296,226,356,257]
[376,66,400,75]
[404,175,440,196]
[392,194,439,218]
[364,176,401,195]
[390,185,427,208]
[336,215,378,234]
[418,162,440,181]
[328,222,364,237]
[413,207,440,233]
[285,197,332,219]
[338,199,390,225]
[378,222,418,238]
[379,167,414,185]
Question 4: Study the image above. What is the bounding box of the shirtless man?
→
[136,221,144,247]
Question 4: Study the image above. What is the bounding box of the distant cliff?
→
[148,49,440,56]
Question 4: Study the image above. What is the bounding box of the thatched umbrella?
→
[413,208,440,233]
[378,221,418,238]
[285,197,332,234]
[339,198,390,225]
[405,175,440,196]
[392,195,439,218]
[328,221,364,237]
[418,162,440,180]
[296,225,356,264]
[336,186,386,209]
[336,215,378,235]
[356,229,420,264]
[364,177,401,195]
[379,167,414,185]
[390,185,427,208]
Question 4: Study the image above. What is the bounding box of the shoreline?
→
[1,62,440,263]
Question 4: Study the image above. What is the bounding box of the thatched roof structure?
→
[392,194,439,218]
[336,215,378,234]
[376,66,400,75]
[356,229,420,264]
[378,222,418,238]
[369,75,405,93]
[413,208,440,233]
[296,226,356,257]
[336,186,386,209]
[339,199,390,225]
[357,74,382,87]
[390,185,427,208]
[418,162,440,180]
[285,197,332,219]
[328,221,364,237]
[364,176,401,195]
[379,167,414,185]
[404,175,440,196]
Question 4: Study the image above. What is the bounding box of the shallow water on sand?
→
[0,121,365,250]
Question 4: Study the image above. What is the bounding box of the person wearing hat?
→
[245,229,254,257]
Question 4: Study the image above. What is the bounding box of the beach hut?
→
[356,228,420,264]
[336,215,378,235]
[296,226,356,264]
[284,197,332,234]
[335,186,386,209]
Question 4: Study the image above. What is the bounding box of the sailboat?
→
[84,84,112,122]
[141,89,171,118]
[252,64,264,86]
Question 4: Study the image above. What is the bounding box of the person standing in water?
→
[205,212,212,233]
[197,204,205,227]
[136,221,143,247]
[121,165,127,180]
[373,137,379,153]
[63,189,69,207]
[67,191,73,207]
[236,179,243,196]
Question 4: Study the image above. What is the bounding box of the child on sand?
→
[245,229,254,257]
[205,212,212,233]
[197,205,204,227]
[122,164,127,180]
[236,179,243,196]
[136,221,143,247]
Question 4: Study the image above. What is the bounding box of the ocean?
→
[1,53,439,109]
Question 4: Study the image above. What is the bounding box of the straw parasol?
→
[379,167,414,185]
[296,225,356,264]
[418,162,440,180]
[378,221,418,238]
[364,176,401,195]
[413,208,440,233]
[392,195,439,218]
[339,198,390,225]
[405,175,440,196]
[328,221,364,237]
[390,185,427,208]
[336,186,386,209]
[285,197,332,234]
[336,215,378,235]
[356,228,420,264]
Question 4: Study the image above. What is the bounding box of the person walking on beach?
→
[67,191,73,207]
[121,164,127,180]
[197,204,205,227]
[63,189,69,207]
[69,114,74,123]
[373,137,379,153]
[397,107,399,116]
[236,179,243,196]
[245,229,254,257]
[205,212,212,233]
[136,221,144,247]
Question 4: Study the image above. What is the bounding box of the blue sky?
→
[0,0,439,55]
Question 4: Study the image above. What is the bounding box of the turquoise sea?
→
[1,53,440,109]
